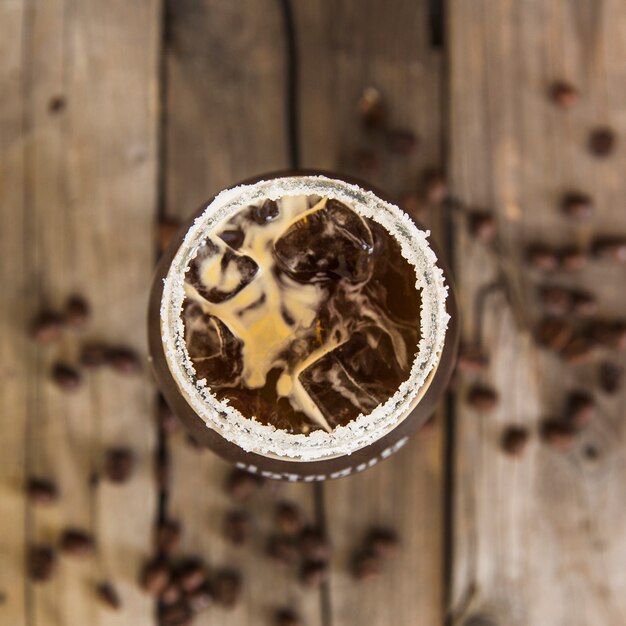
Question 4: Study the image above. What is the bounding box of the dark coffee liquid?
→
[182,195,421,435]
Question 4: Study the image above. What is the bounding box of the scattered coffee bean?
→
[267,534,299,565]
[565,391,594,429]
[223,509,252,546]
[213,569,241,608]
[65,295,90,329]
[59,529,94,557]
[386,128,418,155]
[96,581,122,611]
[420,168,447,204]
[561,192,594,220]
[177,558,209,593]
[225,468,263,501]
[158,395,179,434]
[526,244,559,271]
[275,501,303,537]
[468,211,497,243]
[365,527,400,559]
[592,237,626,263]
[571,290,597,317]
[351,550,382,582]
[538,286,573,316]
[466,385,499,412]
[535,318,574,351]
[159,601,193,626]
[159,217,182,253]
[598,361,623,394]
[589,319,626,350]
[299,560,328,589]
[106,346,141,374]
[358,87,386,129]
[549,81,579,108]
[50,362,82,392]
[187,581,213,613]
[26,477,59,505]
[456,347,489,374]
[31,311,64,344]
[560,333,597,364]
[500,426,530,457]
[588,126,616,158]
[140,558,171,595]
[540,419,577,450]
[156,519,181,556]
[559,246,588,271]
[354,149,381,176]
[275,607,302,626]
[28,546,56,582]
[299,526,330,562]
[160,582,183,607]
[80,342,108,368]
[104,447,135,484]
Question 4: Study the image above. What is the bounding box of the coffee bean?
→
[26,477,59,505]
[50,362,82,392]
[159,218,182,253]
[80,342,108,368]
[456,347,490,374]
[267,535,299,565]
[31,311,64,344]
[159,601,192,626]
[106,346,141,375]
[386,128,419,155]
[500,426,530,457]
[158,395,179,434]
[299,526,330,562]
[351,550,382,582]
[156,519,181,556]
[358,87,386,129]
[538,286,573,316]
[275,501,303,537]
[365,527,400,559]
[104,447,135,484]
[299,560,328,589]
[65,295,90,329]
[466,385,499,412]
[559,246,588,271]
[549,81,579,108]
[468,211,497,243]
[420,168,447,204]
[588,127,616,157]
[540,419,577,450]
[571,291,597,318]
[176,558,208,593]
[223,509,252,546]
[561,192,594,220]
[275,607,302,626]
[526,244,559,271]
[535,318,574,351]
[59,529,94,557]
[565,391,594,429]
[160,582,183,606]
[187,581,213,613]
[598,361,623,394]
[592,237,626,263]
[225,468,263,501]
[213,569,241,608]
[28,546,56,583]
[140,558,171,595]
[96,581,121,611]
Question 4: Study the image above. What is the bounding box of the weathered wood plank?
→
[7,0,160,624]
[449,0,626,624]
[164,2,323,624]
[296,1,446,624]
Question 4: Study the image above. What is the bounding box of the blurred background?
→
[2,1,626,625]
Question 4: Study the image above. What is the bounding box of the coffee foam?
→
[161,175,450,461]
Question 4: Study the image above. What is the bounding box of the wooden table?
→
[2,1,625,625]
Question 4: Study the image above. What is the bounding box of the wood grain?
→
[296,1,446,624]
[0,1,160,625]
[163,2,323,624]
[448,1,626,624]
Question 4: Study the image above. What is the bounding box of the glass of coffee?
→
[148,172,458,481]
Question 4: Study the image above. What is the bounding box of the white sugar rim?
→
[161,175,450,461]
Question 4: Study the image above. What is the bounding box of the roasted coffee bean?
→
[540,419,577,450]
[275,501,303,537]
[358,87,386,128]
[466,385,499,412]
[156,519,181,556]
[592,237,626,263]
[31,311,64,344]
[223,510,252,546]
[158,395,179,434]
[225,468,262,501]
[267,535,299,565]
[565,391,595,429]
[299,560,328,589]
[561,192,594,220]
[65,295,90,329]
[351,550,382,582]
[535,318,574,351]
[159,218,182,253]
[177,558,208,593]
[526,244,559,271]
[80,342,108,368]
[456,347,489,374]
[26,477,59,505]
[571,290,597,317]
[50,362,82,392]
[549,81,579,108]
[386,128,418,155]
[500,426,530,457]
[160,582,183,607]
[104,447,135,484]
[468,211,497,243]
[560,334,597,364]
[187,582,213,613]
[420,168,447,204]
[365,527,400,559]
[588,127,616,157]
[159,601,193,626]
[96,581,122,611]
[28,546,56,582]
[275,607,302,626]
[59,529,94,557]
[559,246,588,271]
[140,558,171,595]
[106,346,141,374]
[538,286,573,316]
[213,569,241,608]
[598,361,623,394]
[299,526,330,562]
